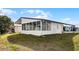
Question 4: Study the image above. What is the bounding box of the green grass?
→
[0,33,79,51]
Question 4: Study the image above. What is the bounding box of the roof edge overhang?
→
[15,17,75,26]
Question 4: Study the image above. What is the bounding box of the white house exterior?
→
[14,17,64,36]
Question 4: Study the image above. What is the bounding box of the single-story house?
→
[76,27,79,31]
[63,24,76,32]
[14,17,66,36]
[75,25,79,31]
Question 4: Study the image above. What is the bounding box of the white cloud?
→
[0,8,16,16]
[61,18,73,24]
[21,10,34,14]
[33,11,48,19]
[63,18,71,21]
[27,10,35,14]
[21,9,53,19]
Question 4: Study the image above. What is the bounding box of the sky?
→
[0,8,79,25]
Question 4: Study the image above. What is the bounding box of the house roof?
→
[15,17,75,26]
[20,17,65,24]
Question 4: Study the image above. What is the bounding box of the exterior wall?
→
[14,24,22,32]
[21,31,42,36]
[21,19,41,24]
[51,22,63,33]
[21,31,62,36]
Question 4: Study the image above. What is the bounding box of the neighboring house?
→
[75,27,79,31]
[75,25,79,31]
[14,17,64,36]
[63,24,76,32]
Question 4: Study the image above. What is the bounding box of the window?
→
[22,24,26,30]
[27,23,30,30]
[47,22,51,30]
[36,21,41,30]
[22,21,52,31]
[42,21,51,31]
[22,21,41,31]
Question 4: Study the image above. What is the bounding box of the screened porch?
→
[22,21,51,31]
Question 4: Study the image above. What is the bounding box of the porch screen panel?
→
[22,24,26,30]
[42,20,51,30]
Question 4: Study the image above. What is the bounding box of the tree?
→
[0,16,13,34]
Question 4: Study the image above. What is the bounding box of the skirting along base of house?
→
[20,31,62,36]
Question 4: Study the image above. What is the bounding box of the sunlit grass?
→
[0,33,20,50]
[73,35,79,51]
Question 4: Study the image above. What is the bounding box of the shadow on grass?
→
[7,33,79,51]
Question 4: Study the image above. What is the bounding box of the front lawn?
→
[0,33,79,51]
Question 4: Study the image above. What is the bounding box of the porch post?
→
[36,21,37,30]
[46,21,47,30]
[31,22,33,30]
[40,21,42,31]
[26,23,27,30]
